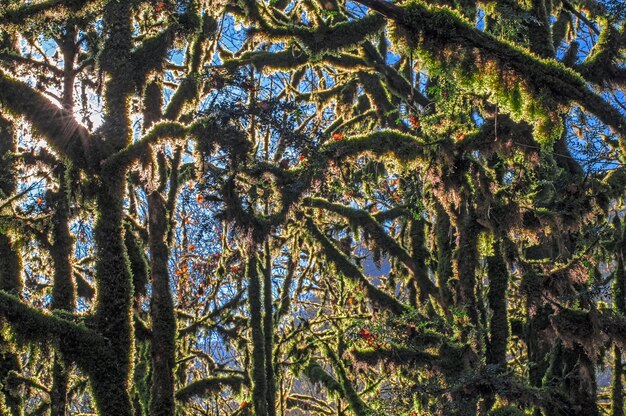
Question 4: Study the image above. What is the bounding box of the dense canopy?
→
[0,0,626,415]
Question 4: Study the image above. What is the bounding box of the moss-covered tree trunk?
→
[50,25,78,413]
[89,1,134,413]
[0,116,23,416]
[91,170,134,415]
[247,253,268,415]
[613,220,626,416]
[263,241,276,416]
[50,164,76,416]
[148,191,176,416]
[454,206,480,333]
[486,241,509,367]
[435,205,454,309]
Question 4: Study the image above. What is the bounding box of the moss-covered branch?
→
[0,291,101,366]
[175,375,245,402]
[306,197,438,302]
[321,129,426,163]
[354,0,626,144]
[104,122,187,169]
[0,72,92,168]
[0,0,97,25]
[305,217,409,315]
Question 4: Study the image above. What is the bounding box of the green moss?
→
[250,12,385,56]
[105,122,187,169]
[303,360,342,393]
[176,376,245,402]
[385,0,626,144]
[132,340,151,416]
[350,345,437,367]
[91,165,135,415]
[0,335,21,416]
[224,49,310,72]
[321,129,425,164]
[435,204,454,307]
[50,163,76,312]
[0,235,22,296]
[488,405,525,416]
[246,254,267,415]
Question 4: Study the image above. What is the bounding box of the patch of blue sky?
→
[476,8,486,31]
[566,105,622,173]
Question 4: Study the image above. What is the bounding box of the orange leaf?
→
[332,132,344,141]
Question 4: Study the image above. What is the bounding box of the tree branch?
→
[0,72,92,168]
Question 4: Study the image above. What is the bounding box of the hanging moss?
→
[176,376,245,402]
[303,360,342,393]
[375,0,626,144]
